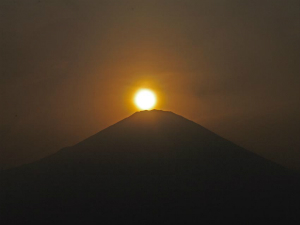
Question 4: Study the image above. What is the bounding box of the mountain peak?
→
[130,109,179,120]
[134,109,168,113]
[125,109,197,129]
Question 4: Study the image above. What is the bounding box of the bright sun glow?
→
[134,89,156,110]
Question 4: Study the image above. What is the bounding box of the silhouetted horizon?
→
[3,109,297,171]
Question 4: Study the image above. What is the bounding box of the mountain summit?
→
[1,110,299,223]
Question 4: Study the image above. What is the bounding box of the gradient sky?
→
[1,0,299,170]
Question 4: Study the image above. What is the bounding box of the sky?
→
[0,0,299,170]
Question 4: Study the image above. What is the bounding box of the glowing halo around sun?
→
[134,89,156,110]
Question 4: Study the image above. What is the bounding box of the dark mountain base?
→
[2,189,299,224]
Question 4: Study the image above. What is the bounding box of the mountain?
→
[1,110,299,223]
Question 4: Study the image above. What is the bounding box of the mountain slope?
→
[1,110,299,223]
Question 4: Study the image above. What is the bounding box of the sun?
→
[134,89,156,110]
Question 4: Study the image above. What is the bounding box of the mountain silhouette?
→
[1,110,299,223]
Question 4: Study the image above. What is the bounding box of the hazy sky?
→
[1,0,299,170]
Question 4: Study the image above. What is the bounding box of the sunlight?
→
[134,89,156,110]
